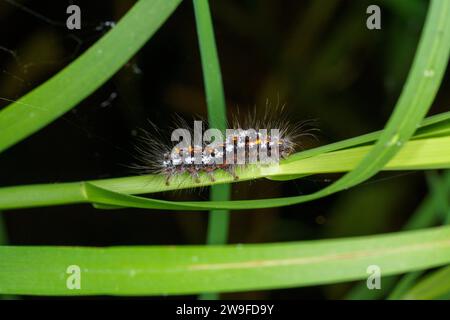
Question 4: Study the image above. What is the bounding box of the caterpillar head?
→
[278,137,296,159]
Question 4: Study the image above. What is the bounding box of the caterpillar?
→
[132,108,316,186]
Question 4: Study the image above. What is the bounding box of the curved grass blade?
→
[0,0,182,153]
[90,0,450,210]
[308,0,450,199]
[4,0,444,212]
[1,133,450,210]
[286,110,450,164]
[74,135,450,210]
[0,110,448,211]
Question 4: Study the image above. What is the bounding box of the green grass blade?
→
[1,133,450,210]
[387,271,425,300]
[347,170,450,299]
[201,185,230,300]
[0,111,448,211]
[193,0,227,131]
[2,226,450,296]
[312,0,450,195]
[0,0,182,153]
[426,171,450,223]
[193,0,230,299]
[0,110,445,203]
[400,265,450,299]
[346,193,441,299]
[286,110,450,164]
[64,135,450,210]
[386,170,450,299]
[193,0,230,243]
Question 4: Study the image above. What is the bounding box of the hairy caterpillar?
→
[132,108,316,186]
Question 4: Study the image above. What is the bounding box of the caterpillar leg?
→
[226,166,239,181]
[203,167,216,182]
[206,171,216,182]
[163,168,176,186]
[187,167,201,183]
[165,173,173,186]
[164,166,181,186]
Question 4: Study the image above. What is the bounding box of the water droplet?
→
[424,69,435,78]
[132,63,142,74]
[386,134,400,147]
[105,21,116,28]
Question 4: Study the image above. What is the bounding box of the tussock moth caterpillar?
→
[132,107,317,186]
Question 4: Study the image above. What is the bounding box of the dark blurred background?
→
[0,0,449,299]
